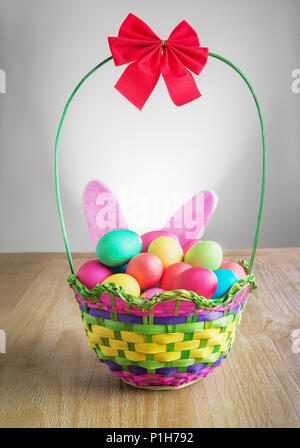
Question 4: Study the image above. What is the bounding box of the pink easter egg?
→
[173,267,218,299]
[181,239,200,256]
[76,259,113,289]
[160,262,191,291]
[141,288,165,299]
[126,253,163,290]
[220,262,246,280]
[141,230,179,252]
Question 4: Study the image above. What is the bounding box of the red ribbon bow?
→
[108,14,209,110]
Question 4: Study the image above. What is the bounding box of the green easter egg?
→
[96,229,142,267]
[184,241,223,271]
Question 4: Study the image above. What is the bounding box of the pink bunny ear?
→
[162,190,218,244]
[83,180,127,249]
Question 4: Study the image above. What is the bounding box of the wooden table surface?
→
[0,249,299,428]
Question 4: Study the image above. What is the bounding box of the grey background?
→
[0,0,299,253]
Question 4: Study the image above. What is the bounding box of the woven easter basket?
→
[67,262,256,389]
[55,19,266,390]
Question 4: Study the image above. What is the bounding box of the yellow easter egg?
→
[102,273,140,297]
[148,236,183,269]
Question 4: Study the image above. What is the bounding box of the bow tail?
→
[115,50,161,110]
[162,48,201,107]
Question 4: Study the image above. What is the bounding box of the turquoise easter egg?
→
[211,269,238,299]
[96,229,142,267]
[184,241,222,271]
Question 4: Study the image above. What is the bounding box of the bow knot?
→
[108,14,209,110]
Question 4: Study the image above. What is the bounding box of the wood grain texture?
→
[0,249,299,428]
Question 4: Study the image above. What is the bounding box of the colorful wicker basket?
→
[67,262,256,389]
[54,18,266,390]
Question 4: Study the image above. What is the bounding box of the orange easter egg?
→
[126,253,163,290]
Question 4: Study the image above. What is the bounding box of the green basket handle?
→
[55,53,266,276]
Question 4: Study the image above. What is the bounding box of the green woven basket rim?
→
[68,259,257,311]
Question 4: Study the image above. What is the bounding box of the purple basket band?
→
[100,354,227,376]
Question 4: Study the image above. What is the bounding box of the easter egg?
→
[141,230,179,252]
[184,241,222,271]
[76,259,113,289]
[211,269,238,299]
[173,267,218,299]
[96,229,142,267]
[126,253,163,290]
[220,262,246,279]
[112,263,128,274]
[181,239,200,256]
[141,288,165,299]
[148,236,183,269]
[102,273,140,297]
[160,262,191,291]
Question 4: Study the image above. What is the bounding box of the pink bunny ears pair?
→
[83,180,218,248]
